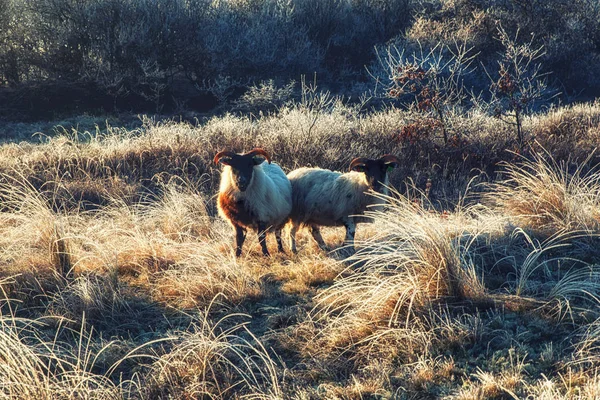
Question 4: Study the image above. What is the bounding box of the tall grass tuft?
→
[332,190,487,314]
[146,308,282,399]
[489,150,600,234]
[0,307,146,399]
[297,190,489,365]
[141,179,212,240]
[0,171,80,297]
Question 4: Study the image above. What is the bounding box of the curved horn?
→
[213,150,238,165]
[246,148,271,164]
[349,157,370,171]
[380,154,400,165]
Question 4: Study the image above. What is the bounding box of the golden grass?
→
[311,191,488,336]
[1,104,600,397]
[489,150,600,234]
[0,308,143,399]
[144,308,282,399]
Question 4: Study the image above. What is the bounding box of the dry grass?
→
[144,308,283,399]
[0,306,144,399]
[489,150,600,234]
[1,102,600,397]
[305,190,490,344]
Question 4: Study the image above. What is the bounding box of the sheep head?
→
[349,155,399,192]
[214,148,271,191]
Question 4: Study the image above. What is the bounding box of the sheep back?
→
[288,167,380,226]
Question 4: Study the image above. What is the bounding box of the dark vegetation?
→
[1,0,600,120]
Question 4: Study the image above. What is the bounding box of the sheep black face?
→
[214,149,271,191]
[349,155,400,192]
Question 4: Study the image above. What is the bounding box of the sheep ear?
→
[385,162,399,171]
[218,157,233,165]
[252,156,266,165]
[381,155,400,170]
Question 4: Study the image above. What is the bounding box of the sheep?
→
[287,155,400,253]
[214,148,292,257]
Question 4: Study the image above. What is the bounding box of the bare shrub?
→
[234,80,295,114]
[376,41,476,144]
[487,26,551,147]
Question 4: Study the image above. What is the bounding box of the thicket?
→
[1,0,600,119]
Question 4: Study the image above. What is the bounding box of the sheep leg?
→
[310,226,328,251]
[275,229,285,253]
[343,220,356,251]
[289,223,299,253]
[257,223,270,257]
[235,226,246,257]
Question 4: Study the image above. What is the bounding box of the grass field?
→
[1,98,600,399]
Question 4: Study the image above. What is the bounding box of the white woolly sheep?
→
[287,155,400,253]
[214,148,292,257]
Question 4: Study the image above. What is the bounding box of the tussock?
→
[145,310,282,400]
[489,150,600,234]
[0,308,144,399]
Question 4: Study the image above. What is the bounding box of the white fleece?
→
[219,162,292,230]
[287,167,389,226]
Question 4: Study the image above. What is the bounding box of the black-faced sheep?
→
[287,155,400,253]
[214,148,292,257]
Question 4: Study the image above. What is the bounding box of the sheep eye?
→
[387,166,395,172]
